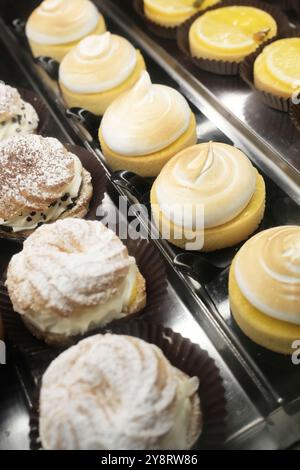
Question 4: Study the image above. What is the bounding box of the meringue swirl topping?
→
[155,142,257,229]
[100,71,191,156]
[39,334,200,449]
[26,0,101,45]
[235,226,300,324]
[59,32,138,93]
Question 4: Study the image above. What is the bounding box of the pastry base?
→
[144,0,220,27]
[254,53,292,99]
[0,167,93,240]
[60,51,146,116]
[151,170,266,251]
[28,17,106,63]
[144,4,193,27]
[99,113,197,177]
[21,271,147,348]
[229,261,300,354]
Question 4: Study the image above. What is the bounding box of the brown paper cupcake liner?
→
[264,0,297,12]
[0,226,167,361]
[19,88,51,136]
[289,101,300,133]
[29,320,227,450]
[177,0,292,76]
[133,0,178,39]
[0,144,107,243]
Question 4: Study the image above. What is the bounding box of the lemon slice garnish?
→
[266,39,300,88]
[195,16,254,49]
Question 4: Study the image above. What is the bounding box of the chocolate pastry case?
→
[0,0,300,450]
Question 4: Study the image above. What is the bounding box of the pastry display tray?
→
[0,0,299,450]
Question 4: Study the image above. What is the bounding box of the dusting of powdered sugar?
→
[39,334,198,450]
[6,219,134,317]
[0,83,23,121]
[0,134,75,219]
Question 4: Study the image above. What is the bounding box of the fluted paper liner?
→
[19,88,51,135]
[0,144,107,243]
[0,226,167,355]
[264,0,296,12]
[177,0,292,76]
[290,102,300,133]
[133,0,179,39]
[29,320,227,450]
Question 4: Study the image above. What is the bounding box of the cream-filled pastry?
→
[229,226,300,354]
[99,71,197,176]
[254,38,300,99]
[0,135,92,238]
[39,334,201,449]
[189,6,277,62]
[151,142,266,251]
[0,83,39,140]
[6,219,146,346]
[26,0,106,62]
[59,32,146,115]
[143,0,221,28]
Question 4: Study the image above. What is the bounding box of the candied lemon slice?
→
[266,38,300,88]
[195,16,254,49]
[189,6,277,61]
[194,7,276,49]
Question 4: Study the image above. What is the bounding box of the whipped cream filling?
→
[0,156,82,233]
[160,375,200,450]
[0,100,39,141]
[26,0,101,45]
[59,33,138,94]
[101,71,191,156]
[155,142,257,229]
[235,226,300,324]
[24,262,138,336]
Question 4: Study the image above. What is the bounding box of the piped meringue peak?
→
[235,226,300,325]
[154,142,257,229]
[26,0,101,45]
[59,32,138,94]
[100,71,192,156]
[39,334,201,450]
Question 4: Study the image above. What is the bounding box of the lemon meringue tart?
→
[143,0,221,28]
[0,84,39,140]
[0,135,92,238]
[99,71,197,177]
[38,334,201,449]
[189,6,277,63]
[229,226,300,355]
[59,32,146,116]
[254,38,300,100]
[151,142,265,251]
[6,219,146,346]
[26,0,106,62]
